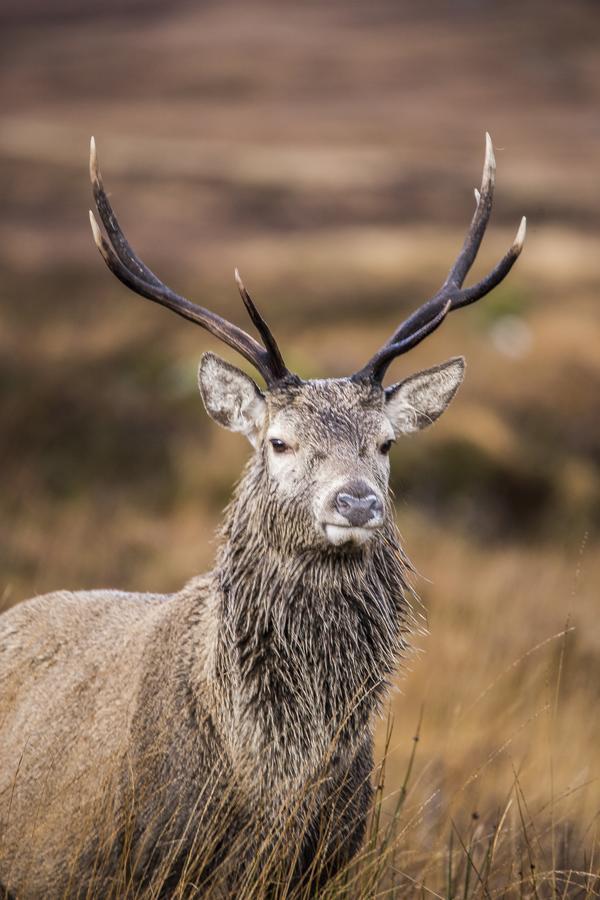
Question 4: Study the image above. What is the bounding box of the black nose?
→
[334,482,383,528]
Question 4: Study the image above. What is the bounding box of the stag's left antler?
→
[353,133,526,383]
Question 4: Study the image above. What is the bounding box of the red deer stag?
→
[0,134,525,898]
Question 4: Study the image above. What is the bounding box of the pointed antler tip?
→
[89,136,100,184]
[514,216,527,252]
[234,268,247,295]
[482,132,496,187]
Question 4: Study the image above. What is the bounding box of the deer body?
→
[0,136,524,896]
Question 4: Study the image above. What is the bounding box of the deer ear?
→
[198,352,266,446]
[384,357,465,435]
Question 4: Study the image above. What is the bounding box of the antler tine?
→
[88,138,290,386]
[444,131,496,290]
[354,134,526,383]
[451,214,526,308]
[234,269,288,381]
[89,138,163,289]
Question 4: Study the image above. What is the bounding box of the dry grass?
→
[3,694,598,897]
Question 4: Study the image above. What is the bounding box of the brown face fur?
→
[198,351,465,549]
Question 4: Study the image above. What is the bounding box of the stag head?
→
[89,135,525,548]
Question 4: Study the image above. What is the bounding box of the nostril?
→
[334,490,383,527]
[336,493,354,512]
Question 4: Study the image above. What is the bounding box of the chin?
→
[323,524,378,547]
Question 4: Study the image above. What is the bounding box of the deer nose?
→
[335,487,383,528]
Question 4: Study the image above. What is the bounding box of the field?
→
[0,0,599,895]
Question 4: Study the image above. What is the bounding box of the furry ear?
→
[384,357,465,435]
[198,352,266,446]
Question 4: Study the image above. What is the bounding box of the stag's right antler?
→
[353,133,526,383]
[88,138,290,386]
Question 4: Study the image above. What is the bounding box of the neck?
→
[211,457,411,788]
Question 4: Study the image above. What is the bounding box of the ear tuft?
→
[385,357,465,435]
[198,352,266,445]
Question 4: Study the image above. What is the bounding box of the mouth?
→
[322,523,379,547]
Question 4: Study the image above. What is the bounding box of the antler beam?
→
[88,138,289,386]
[354,133,526,383]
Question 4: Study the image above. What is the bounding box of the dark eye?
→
[269,438,290,454]
[379,439,394,455]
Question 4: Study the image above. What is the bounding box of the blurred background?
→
[1,0,599,888]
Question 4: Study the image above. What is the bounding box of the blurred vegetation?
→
[0,0,599,893]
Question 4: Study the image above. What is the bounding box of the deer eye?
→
[379,439,394,455]
[269,438,291,454]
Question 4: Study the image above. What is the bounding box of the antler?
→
[88,138,290,386]
[354,133,526,383]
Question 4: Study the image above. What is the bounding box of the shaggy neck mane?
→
[211,453,412,790]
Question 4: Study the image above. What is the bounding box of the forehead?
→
[267,378,385,441]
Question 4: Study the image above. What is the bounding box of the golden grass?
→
[3,683,597,898]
